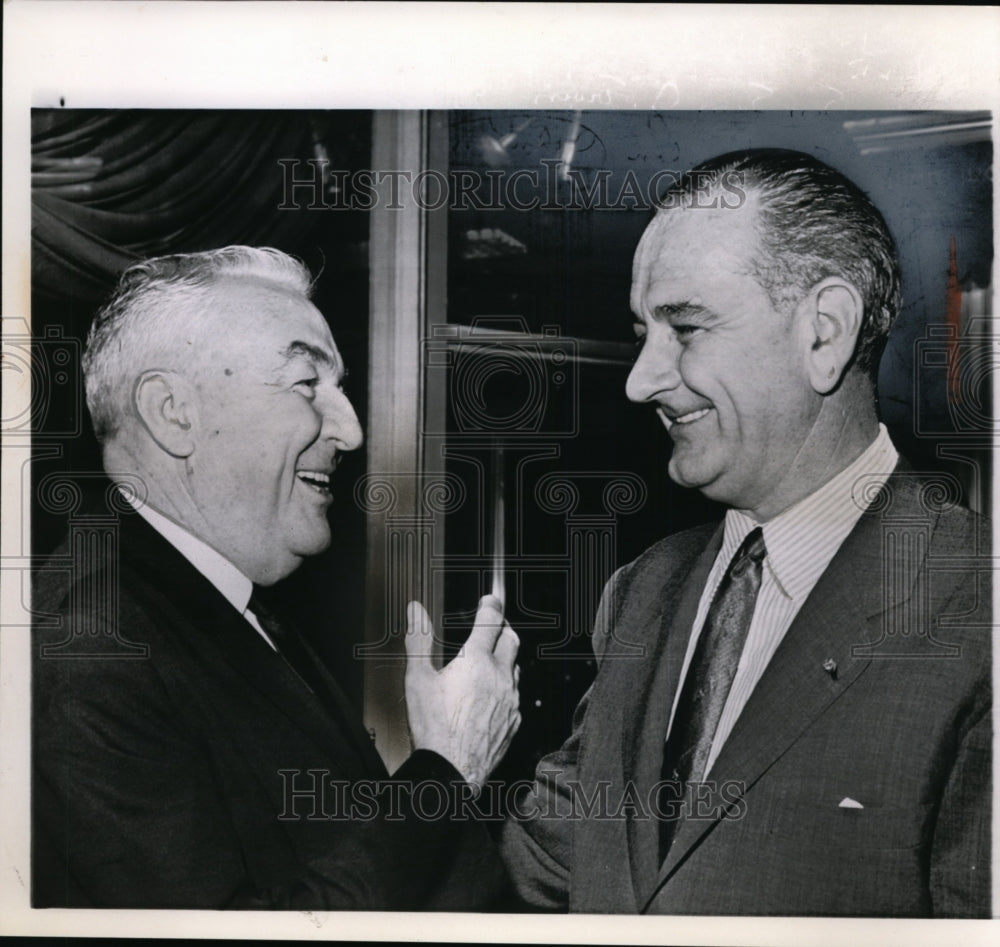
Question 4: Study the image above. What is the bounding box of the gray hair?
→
[83,246,313,443]
[658,149,901,379]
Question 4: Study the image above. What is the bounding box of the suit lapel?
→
[617,524,722,908]
[644,470,936,908]
[292,630,389,774]
[117,507,387,778]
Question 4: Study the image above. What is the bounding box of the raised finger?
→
[466,594,505,651]
[404,600,436,670]
[493,623,520,668]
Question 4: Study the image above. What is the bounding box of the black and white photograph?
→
[2,3,997,944]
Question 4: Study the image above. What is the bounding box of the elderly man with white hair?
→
[33,246,521,909]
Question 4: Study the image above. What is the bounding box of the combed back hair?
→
[83,246,314,443]
[659,149,901,378]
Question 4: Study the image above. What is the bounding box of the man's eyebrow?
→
[654,302,712,321]
[280,341,338,370]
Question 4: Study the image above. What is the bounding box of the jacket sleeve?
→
[33,651,253,908]
[498,564,629,911]
[242,750,509,911]
[33,609,506,910]
[497,685,592,911]
[928,687,992,916]
[925,551,993,918]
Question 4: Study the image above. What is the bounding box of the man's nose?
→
[625,334,681,403]
[322,388,364,452]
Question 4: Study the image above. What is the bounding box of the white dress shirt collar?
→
[123,492,254,616]
[721,423,899,603]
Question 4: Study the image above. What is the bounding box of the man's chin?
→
[667,456,710,492]
[668,457,732,504]
[265,537,329,584]
[294,525,332,558]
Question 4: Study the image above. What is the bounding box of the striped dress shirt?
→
[668,424,899,776]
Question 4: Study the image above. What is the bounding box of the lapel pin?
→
[822,658,838,680]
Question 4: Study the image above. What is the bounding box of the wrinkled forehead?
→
[196,276,340,367]
[630,197,763,316]
[209,275,332,335]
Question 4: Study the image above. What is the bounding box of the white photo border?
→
[2,2,998,944]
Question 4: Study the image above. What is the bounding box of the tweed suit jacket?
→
[33,492,506,909]
[500,469,992,916]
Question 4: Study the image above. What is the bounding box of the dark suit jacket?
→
[32,494,506,909]
[500,469,992,916]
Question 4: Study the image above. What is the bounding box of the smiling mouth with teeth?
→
[295,470,332,494]
[656,406,712,431]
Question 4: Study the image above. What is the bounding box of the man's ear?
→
[133,371,198,458]
[799,276,864,394]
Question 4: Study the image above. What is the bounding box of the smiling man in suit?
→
[32,246,521,909]
[500,150,991,916]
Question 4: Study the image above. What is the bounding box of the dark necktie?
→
[659,526,767,860]
[247,586,335,708]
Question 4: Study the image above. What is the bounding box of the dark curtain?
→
[31,110,325,308]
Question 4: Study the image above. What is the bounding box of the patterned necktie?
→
[247,586,334,706]
[659,526,767,860]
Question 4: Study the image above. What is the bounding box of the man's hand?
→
[404,595,521,790]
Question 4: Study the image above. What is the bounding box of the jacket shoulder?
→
[590,521,718,661]
[620,520,719,588]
